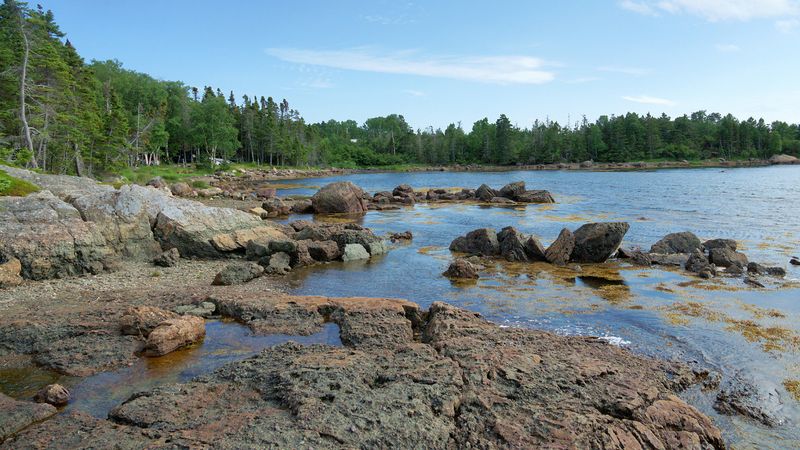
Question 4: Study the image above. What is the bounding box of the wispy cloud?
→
[266,48,556,85]
[620,0,800,22]
[565,76,601,84]
[776,18,800,32]
[623,95,676,106]
[715,43,740,52]
[404,89,425,97]
[597,65,651,76]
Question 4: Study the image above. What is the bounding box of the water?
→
[273,165,800,448]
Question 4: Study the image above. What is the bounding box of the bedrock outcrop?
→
[4,294,724,449]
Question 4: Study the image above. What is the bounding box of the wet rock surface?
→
[5,297,724,449]
[0,393,57,441]
[443,258,480,279]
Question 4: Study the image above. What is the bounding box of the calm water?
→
[275,166,800,449]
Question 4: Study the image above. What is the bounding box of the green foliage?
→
[191,180,209,189]
[0,169,40,196]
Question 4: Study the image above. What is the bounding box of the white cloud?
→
[565,76,601,84]
[623,95,676,106]
[776,18,800,32]
[715,43,740,52]
[621,0,800,21]
[404,89,425,97]
[266,48,556,85]
[598,65,651,76]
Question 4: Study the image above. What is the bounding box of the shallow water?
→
[275,166,800,448]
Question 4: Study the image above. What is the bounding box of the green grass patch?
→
[191,180,210,189]
[0,169,40,196]
[116,165,216,185]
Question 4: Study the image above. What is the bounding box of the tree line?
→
[2,1,799,177]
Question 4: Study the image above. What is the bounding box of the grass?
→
[116,165,216,185]
[0,169,40,196]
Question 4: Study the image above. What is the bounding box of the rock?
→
[747,262,786,277]
[580,160,593,168]
[515,190,555,203]
[499,181,526,199]
[174,301,217,318]
[306,240,341,262]
[616,246,651,266]
[449,228,500,256]
[331,228,380,251]
[443,258,479,279]
[255,187,277,198]
[120,306,179,336]
[715,375,786,427]
[475,184,497,201]
[703,238,737,252]
[197,187,223,198]
[0,393,57,441]
[769,154,799,164]
[497,227,529,262]
[248,207,269,219]
[263,251,292,274]
[290,198,314,214]
[365,240,388,256]
[261,197,290,216]
[342,243,370,261]
[144,316,205,356]
[212,262,265,285]
[650,231,701,254]
[209,226,289,254]
[389,231,413,242]
[170,182,195,197]
[524,236,547,261]
[545,228,575,266]
[790,257,800,266]
[744,276,764,287]
[311,181,368,214]
[34,383,70,406]
[569,222,629,263]
[145,177,168,189]
[685,249,714,276]
[649,253,690,267]
[0,256,23,287]
[392,184,414,197]
[708,247,748,269]
[153,247,180,267]
[269,239,298,254]
[489,196,515,204]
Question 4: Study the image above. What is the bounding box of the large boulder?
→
[650,231,701,255]
[306,240,342,261]
[769,154,799,164]
[516,190,555,203]
[342,243,370,261]
[144,316,206,356]
[709,247,748,269]
[685,249,715,278]
[524,236,547,261]
[212,262,265,286]
[443,259,479,279]
[170,182,195,197]
[449,228,500,256]
[570,222,630,263]
[208,226,288,254]
[703,239,737,252]
[311,181,368,214]
[499,181,526,200]
[545,228,575,266]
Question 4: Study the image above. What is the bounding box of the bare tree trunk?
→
[18,14,37,168]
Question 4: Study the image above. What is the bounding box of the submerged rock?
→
[311,181,368,214]
[33,383,70,407]
[747,262,786,278]
[650,231,702,255]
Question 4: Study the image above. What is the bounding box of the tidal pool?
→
[276,165,800,448]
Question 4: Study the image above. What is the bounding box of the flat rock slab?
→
[0,393,57,442]
[9,298,724,449]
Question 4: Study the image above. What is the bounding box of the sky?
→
[40,0,800,129]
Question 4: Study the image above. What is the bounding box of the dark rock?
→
[290,198,314,214]
[685,250,714,276]
[499,181,526,199]
[120,306,179,337]
[392,184,414,197]
[524,236,547,261]
[144,315,206,356]
[747,262,786,278]
[212,262,265,285]
[714,375,786,427]
[744,276,764,288]
[331,228,379,251]
[269,239,298,254]
[616,246,651,266]
[790,257,800,266]
[650,232,701,254]
[255,187,277,199]
[306,240,341,261]
[708,247,748,269]
[261,197,290,216]
[449,228,500,256]
[443,259,479,279]
[311,181,368,214]
[262,252,292,274]
[515,190,555,203]
[649,253,690,267]
[703,238,737,252]
[153,247,180,267]
[389,231,413,242]
[475,184,497,201]
[497,227,529,262]
[34,383,70,406]
[570,222,630,263]
[545,228,575,266]
[489,196,515,204]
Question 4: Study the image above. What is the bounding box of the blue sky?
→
[41,0,800,129]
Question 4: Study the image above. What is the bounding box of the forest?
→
[1,1,799,177]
